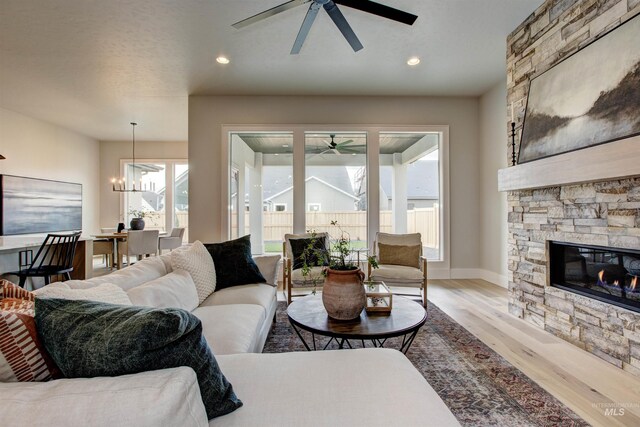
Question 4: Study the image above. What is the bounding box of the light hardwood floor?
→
[426,279,640,427]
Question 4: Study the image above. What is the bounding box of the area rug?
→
[263,301,589,427]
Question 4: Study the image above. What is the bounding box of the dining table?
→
[91,231,166,270]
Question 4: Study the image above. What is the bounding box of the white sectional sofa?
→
[0,252,460,427]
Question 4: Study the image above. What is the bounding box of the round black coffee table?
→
[287,295,427,354]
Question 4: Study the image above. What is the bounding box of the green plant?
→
[128,209,156,219]
[366,255,379,286]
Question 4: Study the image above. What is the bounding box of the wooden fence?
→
[236,208,439,248]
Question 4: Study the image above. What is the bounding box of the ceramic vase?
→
[322,268,366,320]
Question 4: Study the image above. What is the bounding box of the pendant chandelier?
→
[111,122,155,192]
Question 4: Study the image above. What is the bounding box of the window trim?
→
[221,125,450,271]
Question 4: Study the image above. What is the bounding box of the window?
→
[229,132,294,254]
[224,126,448,266]
[379,132,442,261]
[122,160,188,239]
[305,132,367,250]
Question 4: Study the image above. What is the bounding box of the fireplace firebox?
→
[549,241,640,313]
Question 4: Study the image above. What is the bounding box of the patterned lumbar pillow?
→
[171,241,216,304]
[205,235,266,291]
[35,298,242,420]
[0,280,60,382]
[33,283,132,306]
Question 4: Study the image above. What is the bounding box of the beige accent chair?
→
[367,232,428,307]
[120,230,160,266]
[159,228,185,253]
[283,232,329,305]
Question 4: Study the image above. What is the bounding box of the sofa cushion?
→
[33,283,132,306]
[127,270,199,311]
[0,281,60,382]
[35,299,242,420]
[378,243,421,269]
[0,367,208,427]
[172,241,217,304]
[192,304,265,355]
[252,254,281,286]
[289,236,329,270]
[215,349,460,427]
[369,264,424,285]
[205,236,266,291]
[63,256,168,290]
[200,284,276,315]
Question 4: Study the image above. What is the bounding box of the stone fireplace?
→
[505,0,640,376]
[549,241,640,313]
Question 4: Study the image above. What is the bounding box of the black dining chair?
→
[8,231,81,287]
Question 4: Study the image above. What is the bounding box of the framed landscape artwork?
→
[519,13,640,164]
[0,175,82,235]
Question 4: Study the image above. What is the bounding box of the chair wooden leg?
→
[64,272,71,281]
[44,276,50,286]
[18,276,27,288]
[423,284,427,307]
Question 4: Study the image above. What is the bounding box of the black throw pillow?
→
[289,237,329,270]
[35,298,242,420]
[204,235,266,291]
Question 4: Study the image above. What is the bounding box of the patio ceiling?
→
[237,132,430,154]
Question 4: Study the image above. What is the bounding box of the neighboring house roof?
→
[260,166,355,200]
[265,176,359,202]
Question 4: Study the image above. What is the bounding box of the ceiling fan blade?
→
[323,1,364,52]
[291,2,322,54]
[332,149,342,155]
[336,139,354,146]
[334,0,417,26]
[232,0,311,29]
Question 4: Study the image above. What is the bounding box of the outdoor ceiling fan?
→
[232,0,418,54]
[319,134,365,155]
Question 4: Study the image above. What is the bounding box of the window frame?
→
[119,158,188,234]
[221,125,450,272]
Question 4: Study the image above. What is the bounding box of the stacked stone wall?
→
[507,0,640,375]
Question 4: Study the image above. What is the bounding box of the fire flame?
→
[631,276,638,291]
[598,270,604,282]
[613,280,620,286]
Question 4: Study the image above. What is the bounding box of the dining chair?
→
[8,232,81,287]
[158,228,185,253]
[122,230,160,266]
[283,232,330,305]
[367,232,428,307]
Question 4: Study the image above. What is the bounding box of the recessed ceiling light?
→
[216,56,230,64]
[407,57,420,66]
[282,144,289,147]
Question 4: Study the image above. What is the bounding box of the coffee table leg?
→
[291,323,312,351]
[400,329,420,354]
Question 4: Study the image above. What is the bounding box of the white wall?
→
[0,107,100,235]
[189,95,481,270]
[479,81,508,287]
[99,140,187,229]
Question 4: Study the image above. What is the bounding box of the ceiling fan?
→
[319,134,365,155]
[232,0,418,54]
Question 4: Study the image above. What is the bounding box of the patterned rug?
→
[263,301,589,427]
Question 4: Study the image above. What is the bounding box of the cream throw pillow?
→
[33,283,132,306]
[171,241,216,303]
[378,243,421,269]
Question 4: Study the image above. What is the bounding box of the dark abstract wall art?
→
[519,14,640,163]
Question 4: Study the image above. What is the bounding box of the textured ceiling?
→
[0,0,542,141]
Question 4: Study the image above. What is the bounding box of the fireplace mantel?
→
[498,136,640,192]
